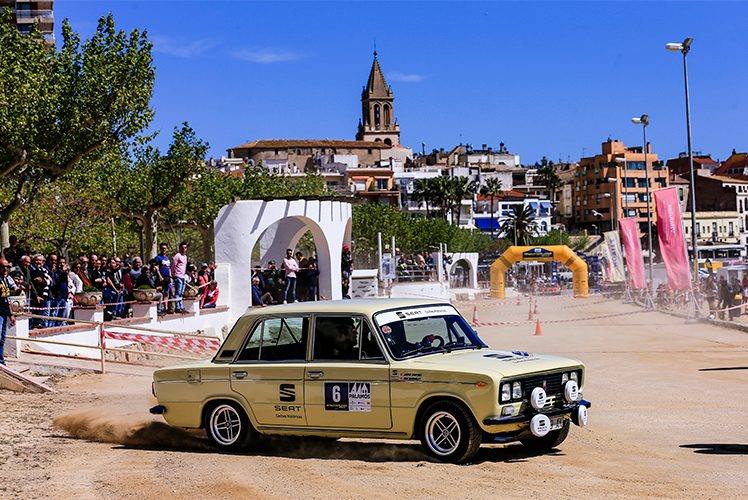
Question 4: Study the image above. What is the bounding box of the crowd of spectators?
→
[0,236,220,330]
[250,244,354,306]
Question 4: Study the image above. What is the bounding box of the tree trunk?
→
[110,217,118,256]
[489,195,495,238]
[143,210,159,260]
[0,220,9,250]
[199,224,214,263]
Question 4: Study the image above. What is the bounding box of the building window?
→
[373,104,381,129]
[376,179,388,190]
[383,104,391,127]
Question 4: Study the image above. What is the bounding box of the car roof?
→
[241,298,447,318]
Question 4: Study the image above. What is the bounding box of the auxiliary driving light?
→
[530,387,547,410]
[572,404,589,427]
[501,405,515,417]
[530,414,551,437]
[512,381,522,399]
[501,383,511,402]
[564,380,579,403]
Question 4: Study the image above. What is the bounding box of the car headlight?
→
[501,383,511,402]
[570,371,579,383]
[561,372,569,384]
[512,381,522,399]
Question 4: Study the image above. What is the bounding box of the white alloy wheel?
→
[209,404,243,446]
[425,410,462,456]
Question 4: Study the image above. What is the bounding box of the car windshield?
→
[373,305,487,360]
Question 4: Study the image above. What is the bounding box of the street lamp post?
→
[615,158,629,215]
[632,114,654,296]
[666,37,698,283]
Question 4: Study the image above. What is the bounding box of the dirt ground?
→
[2,296,747,499]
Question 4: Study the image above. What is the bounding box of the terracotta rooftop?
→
[229,139,391,150]
[709,174,748,184]
[715,152,748,175]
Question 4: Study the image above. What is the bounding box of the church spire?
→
[364,51,392,98]
[356,51,400,146]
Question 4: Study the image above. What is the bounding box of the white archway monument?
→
[214,199,353,318]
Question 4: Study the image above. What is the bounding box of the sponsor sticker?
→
[324,382,371,412]
[279,383,296,402]
[375,305,459,326]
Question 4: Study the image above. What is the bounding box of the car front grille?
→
[520,371,566,410]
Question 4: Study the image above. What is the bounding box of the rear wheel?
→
[419,401,481,463]
[205,402,255,452]
[520,420,570,452]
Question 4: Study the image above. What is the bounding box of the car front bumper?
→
[482,399,591,426]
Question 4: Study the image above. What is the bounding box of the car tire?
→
[419,401,482,464]
[520,419,570,452]
[205,401,255,452]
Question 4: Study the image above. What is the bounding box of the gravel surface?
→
[1,296,746,498]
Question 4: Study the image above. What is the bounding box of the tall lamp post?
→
[631,114,654,296]
[666,38,698,282]
[615,158,629,215]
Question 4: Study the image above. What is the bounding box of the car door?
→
[230,315,309,427]
[304,315,391,429]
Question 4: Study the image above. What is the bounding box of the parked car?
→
[150,299,590,463]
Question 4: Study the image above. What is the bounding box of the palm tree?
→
[501,204,538,245]
[535,156,561,203]
[412,178,434,218]
[445,176,478,226]
[479,177,503,238]
[430,176,452,221]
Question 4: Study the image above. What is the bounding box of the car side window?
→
[236,316,308,362]
[313,316,384,361]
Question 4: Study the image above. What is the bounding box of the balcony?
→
[15,9,54,23]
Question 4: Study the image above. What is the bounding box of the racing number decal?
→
[324,382,371,412]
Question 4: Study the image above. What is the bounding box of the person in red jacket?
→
[200,280,219,309]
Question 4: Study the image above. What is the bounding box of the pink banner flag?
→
[619,217,646,289]
[654,187,692,290]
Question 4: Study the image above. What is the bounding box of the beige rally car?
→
[150,299,590,463]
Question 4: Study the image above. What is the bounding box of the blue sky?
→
[57,1,748,164]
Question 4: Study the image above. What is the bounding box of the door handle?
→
[307,370,324,379]
[233,371,247,379]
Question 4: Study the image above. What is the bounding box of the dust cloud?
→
[53,411,211,451]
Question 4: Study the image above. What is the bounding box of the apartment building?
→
[575,139,667,233]
[1,0,54,44]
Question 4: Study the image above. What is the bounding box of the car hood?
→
[403,348,582,378]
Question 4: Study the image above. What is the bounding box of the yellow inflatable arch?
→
[490,245,589,298]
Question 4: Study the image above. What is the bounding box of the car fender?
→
[411,391,480,437]
[200,392,260,429]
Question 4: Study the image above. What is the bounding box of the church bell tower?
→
[356,51,400,146]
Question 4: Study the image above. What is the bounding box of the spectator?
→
[103,257,124,320]
[122,257,143,298]
[0,258,18,364]
[50,258,70,325]
[197,263,211,290]
[262,260,284,303]
[29,254,51,328]
[282,248,299,303]
[307,259,320,301]
[154,243,173,313]
[295,251,309,302]
[251,276,273,306]
[89,254,105,290]
[16,255,31,298]
[69,262,84,295]
[2,235,22,267]
[77,255,92,288]
[201,280,219,309]
[171,241,188,313]
[341,244,353,279]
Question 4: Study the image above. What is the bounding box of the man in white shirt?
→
[282,248,299,303]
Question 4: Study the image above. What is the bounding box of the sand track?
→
[2,296,747,498]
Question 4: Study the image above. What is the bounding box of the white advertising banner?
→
[603,230,626,283]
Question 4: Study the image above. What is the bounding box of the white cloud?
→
[389,72,425,83]
[231,47,304,64]
[151,35,219,59]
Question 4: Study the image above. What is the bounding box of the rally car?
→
[150,299,590,463]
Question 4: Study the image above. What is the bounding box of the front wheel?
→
[520,420,570,453]
[419,401,482,463]
[205,402,255,452]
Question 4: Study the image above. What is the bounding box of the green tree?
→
[104,124,208,260]
[447,176,479,227]
[478,177,503,238]
[0,11,155,242]
[501,205,538,245]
